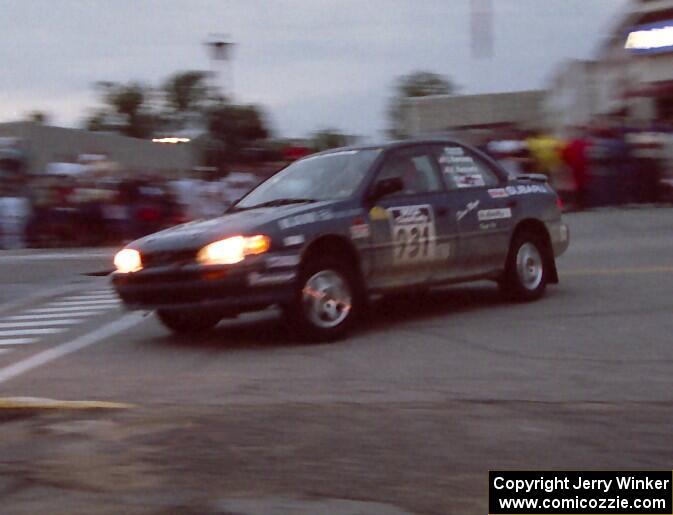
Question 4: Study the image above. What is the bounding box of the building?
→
[542,60,600,133]
[398,90,545,138]
[544,0,673,135]
[0,122,197,176]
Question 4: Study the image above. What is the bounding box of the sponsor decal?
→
[479,222,497,230]
[488,188,509,199]
[505,184,547,196]
[456,200,480,221]
[266,255,301,268]
[282,235,305,247]
[332,207,363,219]
[477,208,512,221]
[387,205,437,264]
[248,271,296,286]
[349,223,370,240]
[369,206,388,221]
[278,209,333,230]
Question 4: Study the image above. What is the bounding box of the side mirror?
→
[369,177,404,202]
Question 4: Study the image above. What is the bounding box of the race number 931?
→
[388,205,436,264]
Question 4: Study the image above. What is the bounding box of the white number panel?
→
[387,205,437,265]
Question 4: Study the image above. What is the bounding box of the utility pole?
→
[205,34,235,101]
[470,0,493,59]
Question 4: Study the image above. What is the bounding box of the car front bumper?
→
[112,253,300,313]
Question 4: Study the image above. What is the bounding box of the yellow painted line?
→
[0,397,135,410]
[563,266,673,277]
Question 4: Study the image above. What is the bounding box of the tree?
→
[86,81,157,138]
[164,71,212,113]
[308,128,358,152]
[27,111,49,125]
[206,103,269,172]
[387,71,458,139]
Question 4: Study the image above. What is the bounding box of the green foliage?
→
[86,81,156,139]
[164,71,211,113]
[206,103,269,170]
[387,70,457,139]
[308,128,358,152]
[27,111,49,124]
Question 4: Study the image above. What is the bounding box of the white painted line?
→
[0,313,145,385]
[0,328,65,336]
[63,295,117,301]
[0,320,83,329]
[49,300,119,307]
[0,284,82,318]
[65,290,115,296]
[4,312,101,321]
[27,306,115,314]
[0,338,38,346]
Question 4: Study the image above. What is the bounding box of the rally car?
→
[112,139,569,341]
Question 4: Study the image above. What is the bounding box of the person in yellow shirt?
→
[526,133,566,182]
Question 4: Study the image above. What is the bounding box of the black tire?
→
[500,231,549,302]
[156,309,221,334]
[284,256,363,342]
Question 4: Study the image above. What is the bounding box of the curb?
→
[0,397,135,410]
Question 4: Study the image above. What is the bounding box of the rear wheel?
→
[156,309,221,334]
[500,232,548,302]
[285,257,363,341]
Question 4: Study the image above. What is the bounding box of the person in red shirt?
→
[561,128,590,210]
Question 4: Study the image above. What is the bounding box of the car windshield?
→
[234,149,380,210]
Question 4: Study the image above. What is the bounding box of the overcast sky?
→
[0,0,629,139]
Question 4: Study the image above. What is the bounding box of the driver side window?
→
[376,147,442,196]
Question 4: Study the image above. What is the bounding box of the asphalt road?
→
[0,207,672,515]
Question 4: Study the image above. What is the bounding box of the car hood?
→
[129,200,338,254]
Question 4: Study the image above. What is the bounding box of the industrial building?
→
[0,122,196,176]
[398,90,545,138]
[543,0,673,135]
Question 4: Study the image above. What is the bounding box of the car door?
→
[365,145,456,290]
[430,143,514,277]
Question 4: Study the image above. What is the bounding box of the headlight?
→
[197,235,271,265]
[114,248,143,273]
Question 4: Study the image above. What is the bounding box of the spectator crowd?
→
[2,121,673,250]
[0,169,261,249]
[483,121,673,210]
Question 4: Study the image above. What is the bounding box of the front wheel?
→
[284,257,363,341]
[156,309,221,335]
[500,233,548,302]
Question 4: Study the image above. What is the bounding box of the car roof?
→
[313,137,473,156]
[307,137,508,182]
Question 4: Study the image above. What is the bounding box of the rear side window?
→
[432,144,499,190]
[376,146,443,196]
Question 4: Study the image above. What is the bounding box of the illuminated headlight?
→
[197,235,271,265]
[114,248,143,273]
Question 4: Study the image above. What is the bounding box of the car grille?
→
[141,249,197,269]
